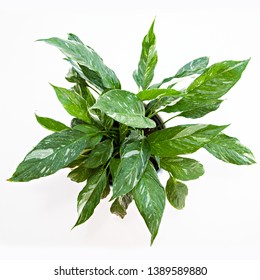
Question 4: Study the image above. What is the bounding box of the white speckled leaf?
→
[111,139,151,199]
[187,60,249,98]
[137,88,183,101]
[74,168,107,227]
[166,176,188,210]
[39,37,121,89]
[161,157,205,181]
[92,90,156,128]
[35,114,70,132]
[205,133,255,165]
[147,124,228,157]
[133,20,158,90]
[9,129,102,182]
[133,162,165,244]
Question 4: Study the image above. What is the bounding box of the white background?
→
[0,0,260,261]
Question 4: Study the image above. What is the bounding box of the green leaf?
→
[161,157,204,181]
[137,88,183,101]
[74,168,107,227]
[68,33,84,44]
[146,95,181,115]
[204,133,255,165]
[35,114,70,132]
[112,139,151,199]
[101,182,110,199]
[187,59,250,98]
[163,97,223,119]
[92,89,156,128]
[51,85,92,123]
[109,158,120,181]
[175,56,209,78]
[166,176,188,210]
[39,37,121,90]
[150,56,209,88]
[133,20,158,90]
[147,124,228,157]
[9,129,102,182]
[68,165,95,183]
[119,123,129,143]
[84,139,113,168]
[110,193,133,219]
[133,162,165,244]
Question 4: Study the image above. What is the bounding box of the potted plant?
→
[9,20,255,244]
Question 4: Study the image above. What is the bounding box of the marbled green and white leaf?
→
[84,139,113,168]
[147,124,228,157]
[161,157,204,181]
[74,168,107,227]
[9,129,102,182]
[35,114,70,132]
[133,162,165,244]
[133,20,158,90]
[112,139,151,199]
[187,60,249,98]
[52,85,92,123]
[92,89,156,128]
[110,193,133,219]
[68,165,95,183]
[205,133,255,165]
[137,88,183,101]
[39,37,121,90]
[166,176,188,210]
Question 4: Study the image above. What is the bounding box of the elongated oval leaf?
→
[52,85,92,123]
[166,176,188,210]
[38,37,121,89]
[74,168,107,227]
[204,133,255,165]
[68,165,95,183]
[133,162,165,244]
[133,20,158,90]
[187,59,250,98]
[161,157,204,181]
[149,56,209,89]
[35,114,70,132]
[84,139,113,168]
[137,88,183,101]
[147,124,228,157]
[112,139,151,199]
[163,97,223,119]
[92,89,156,128]
[9,129,102,182]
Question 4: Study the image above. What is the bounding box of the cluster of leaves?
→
[9,21,255,244]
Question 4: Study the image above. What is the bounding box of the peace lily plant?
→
[9,20,255,244]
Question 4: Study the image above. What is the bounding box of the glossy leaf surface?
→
[112,139,151,199]
[205,133,255,165]
[166,176,188,210]
[137,88,183,101]
[110,194,133,219]
[74,168,107,227]
[35,114,69,132]
[161,157,204,181]
[133,20,158,90]
[92,90,156,128]
[147,124,228,157]
[9,129,102,182]
[52,85,92,123]
[133,163,165,244]
[39,37,121,89]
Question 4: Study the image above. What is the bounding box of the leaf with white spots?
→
[133,162,165,244]
[111,139,151,199]
[137,88,183,101]
[74,168,107,227]
[147,124,228,157]
[133,20,158,90]
[38,37,121,90]
[92,89,156,128]
[187,59,249,98]
[9,129,102,182]
[161,157,204,181]
[52,85,93,124]
[35,114,70,132]
[204,133,256,165]
[166,176,188,210]
[110,193,133,219]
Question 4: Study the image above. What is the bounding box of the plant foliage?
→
[9,21,255,244]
